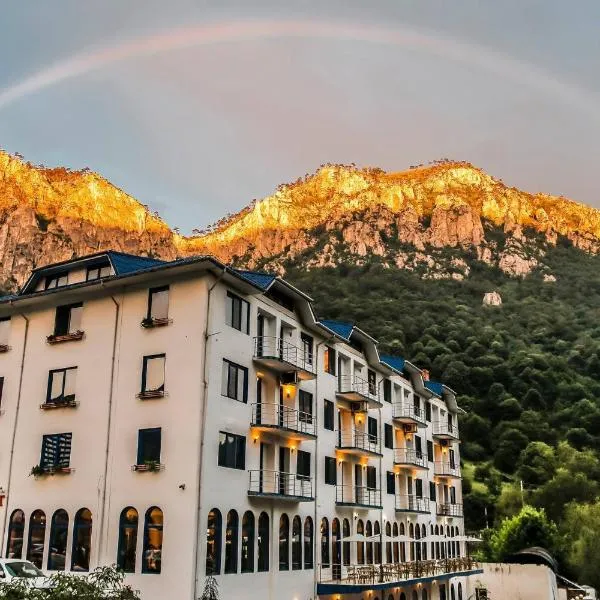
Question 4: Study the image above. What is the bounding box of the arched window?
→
[225,510,239,574]
[117,507,138,573]
[415,523,421,561]
[142,507,163,574]
[304,517,313,569]
[71,508,92,572]
[458,583,463,600]
[400,593,407,600]
[320,517,329,567]
[422,589,428,600]
[435,524,439,535]
[241,511,255,573]
[331,518,340,568]
[421,524,427,560]
[206,508,222,575]
[451,584,456,600]
[342,519,350,566]
[356,519,364,564]
[26,510,46,568]
[279,514,289,571]
[374,521,381,564]
[392,522,399,563]
[365,521,373,564]
[412,591,419,600]
[47,509,69,571]
[385,522,392,564]
[6,510,25,559]
[292,516,302,570]
[409,522,415,561]
[258,512,269,572]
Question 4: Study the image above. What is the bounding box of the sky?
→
[0,1,599,232]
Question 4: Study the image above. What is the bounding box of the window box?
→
[141,317,172,329]
[132,462,164,473]
[46,331,85,344]
[30,465,74,477]
[40,398,79,410]
[136,390,166,400]
[0,344,10,353]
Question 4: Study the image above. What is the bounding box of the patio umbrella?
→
[338,533,369,543]
[456,535,483,543]
[367,534,412,543]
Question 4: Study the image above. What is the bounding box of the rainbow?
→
[0,18,598,126]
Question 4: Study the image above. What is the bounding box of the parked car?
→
[0,558,50,588]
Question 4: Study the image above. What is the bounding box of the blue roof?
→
[425,381,443,396]
[380,355,406,373]
[319,320,354,340]
[107,251,165,275]
[234,269,276,290]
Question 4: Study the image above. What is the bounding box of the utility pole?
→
[520,479,524,507]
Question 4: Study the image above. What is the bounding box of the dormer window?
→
[45,272,68,290]
[86,265,111,281]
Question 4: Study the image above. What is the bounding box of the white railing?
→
[253,336,315,373]
[395,495,430,513]
[337,374,379,403]
[251,403,316,436]
[336,485,381,507]
[432,421,460,438]
[392,402,426,424]
[437,503,463,517]
[394,448,428,468]
[337,429,380,454]
[248,469,313,499]
[434,461,461,477]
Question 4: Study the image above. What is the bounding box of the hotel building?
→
[0,251,481,600]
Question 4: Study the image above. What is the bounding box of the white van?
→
[0,559,50,588]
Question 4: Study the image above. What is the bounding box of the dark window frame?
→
[324,346,336,375]
[221,359,248,403]
[46,367,77,405]
[45,272,68,290]
[384,423,393,449]
[323,400,334,431]
[137,428,162,465]
[86,264,111,281]
[54,303,83,336]
[141,354,166,394]
[386,471,395,495]
[218,431,246,470]
[146,285,169,320]
[40,432,72,470]
[297,450,311,479]
[226,291,250,334]
[324,456,337,485]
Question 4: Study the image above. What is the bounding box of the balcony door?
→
[279,447,291,495]
[354,464,362,504]
[256,314,265,356]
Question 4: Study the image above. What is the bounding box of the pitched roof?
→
[380,355,406,373]
[425,380,444,396]
[234,269,277,290]
[107,251,165,275]
[319,319,354,341]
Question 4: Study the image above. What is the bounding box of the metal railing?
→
[337,429,380,454]
[253,336,315,373]
[432,421,460,438]
[336,485,381,507]
[394,448,428,468]
[395,495,430,513]
[251,403,317,436]
[337,374,379,403]
[248,469,313,499]
[392,402,426,424]
[434,461,461,477]
[437,503,464,517]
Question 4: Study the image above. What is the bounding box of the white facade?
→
[0,251,481,600]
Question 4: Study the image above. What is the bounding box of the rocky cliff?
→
[1,150,599,291]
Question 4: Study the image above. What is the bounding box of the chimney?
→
[422,369,430,381]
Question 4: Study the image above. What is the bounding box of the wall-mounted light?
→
[253,436,259,444]
[281,383,296,398]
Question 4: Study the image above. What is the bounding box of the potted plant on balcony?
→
[29,465,46,477]
[140,317,155,328]
[145,460,162,472]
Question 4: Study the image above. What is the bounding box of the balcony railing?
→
[46,331,85,344]
[337,429,381,455]
[434,461,461,478]
[395,495,430,513]
[394,448,428,469]
[251,403,317,438]
[392,402,426,426]
[336,485,382,508]
[253,336,316,378]
[432,421,460,439]
[248,469,314,501]
[336,374,381,407]
[437,503,464,517]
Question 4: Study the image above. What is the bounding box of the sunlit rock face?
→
[1,152,600,291]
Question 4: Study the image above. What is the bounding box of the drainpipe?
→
[0,312,29,556]
[97,292,121,566]
[377,378,384,585]
[193,270,225,600]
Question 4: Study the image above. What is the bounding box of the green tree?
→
[517,442,556,486]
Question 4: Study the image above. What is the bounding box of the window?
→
[26,510,46,568]
[299,390,313,423]
[430,482,437,502]
[386,471,395,495]
[142,507,163,574]
[301,333,313,366]
[368,417,378,443]
[54,303,83,336]
[384,423,393,449]
[226,292,249,334]
[368,370,376,395]
[86,264,111,281]
[46,368,77,405]
[141,354,165,395]
[258,512,269,572]
[415,435,423,458]
[0,376,4,411]
[297,450,311,479]
[356,520,365,564]
[292,516,302,570]
[324,346,336,375]
[365,521,373,564]
[366,466,377,489]
[279,514,289,571]
[40,433,72,470]
[332,518,341,567]
[6,510,25,558]
[323,400,334,431]
[383,379,392,403]
[224,510,239,574]
[450,486,456,504]
[221,359,248,402]
[449,448,456,469]
[425,401,431,422]
[218,432,246,470]
[71,508,92,572]
[206,509,222,575]
[427,440,434,462]
[324,457,337,485]
[147,286,169,321]
[374,521,381,564]
[241,511,255,573]
[0,317,10,347]
[415,479,423,498]
[137,428,161,466]
[47,509,69,571]
[117,507,138,573]
[45,272,68,290]
[320,518,329,567]
[342,519,350,566]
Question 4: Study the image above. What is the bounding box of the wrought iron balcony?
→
[336,374,382,409]
[253,336,316,380]
[393,448,428,469]
[336,429,381,457]
[433,461,461,478]
[392,402,427,427]
[336,484,382,509]
[437,503,463,518]
[248,469,314,501]
[250,403,317,440]
[432,421,460,440]
[46,330,85,344]
[395,495,430,514]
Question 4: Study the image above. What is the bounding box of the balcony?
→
[432,421,460,441]
[392,402,427,427]
[336,375,382,409]
[437,503,464,518]
[433,461,461,478]
[336,429,381,458]
[393,448,428,470]
[248,469,314,502]
[253,336,316,380]
[40,398,79,410]
[46,331,84,345]
[250,403,317,440]
[335,485,382,509]
[0,344,10,353]
[395,495,430,514]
